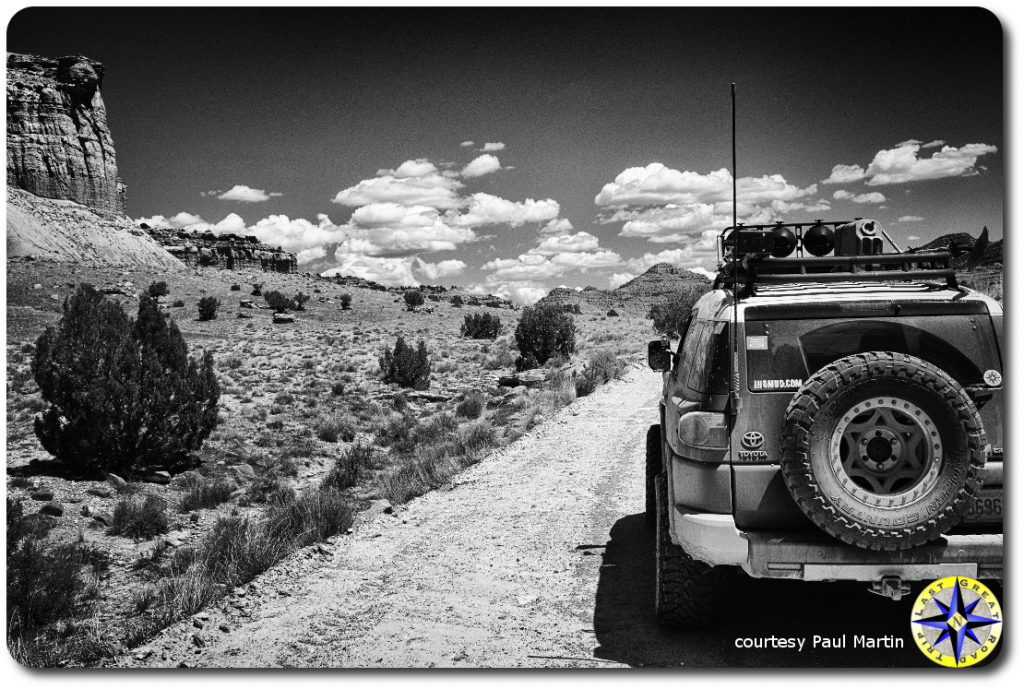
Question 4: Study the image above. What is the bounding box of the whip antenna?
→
[730,83,740,416]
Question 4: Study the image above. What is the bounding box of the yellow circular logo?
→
[911,576,1002,667]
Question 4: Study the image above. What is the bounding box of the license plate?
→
[963,490,1003,523]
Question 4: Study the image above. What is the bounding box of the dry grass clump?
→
[314,410,357,443]
[109,495,170,539]
[178,478,236,512]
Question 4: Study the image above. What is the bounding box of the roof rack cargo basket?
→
[714,250,959,296]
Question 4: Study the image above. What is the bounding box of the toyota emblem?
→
[741,431,764,450]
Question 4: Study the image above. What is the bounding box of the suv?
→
[645,220,1003,627]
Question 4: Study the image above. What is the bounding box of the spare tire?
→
[781,352,986,551]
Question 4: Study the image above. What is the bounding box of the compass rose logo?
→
[911,576,1002,668]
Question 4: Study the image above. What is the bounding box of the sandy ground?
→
[120,366,957,669]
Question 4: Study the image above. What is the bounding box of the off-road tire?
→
[781,351,986,551]
[654,473,720,628]
[645,424,661,526]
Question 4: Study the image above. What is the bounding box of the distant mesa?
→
[537,262,711,314]
[143,226,297,274]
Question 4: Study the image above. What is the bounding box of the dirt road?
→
[125,366,936,668]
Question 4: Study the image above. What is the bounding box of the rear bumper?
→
[671,506,1003,582]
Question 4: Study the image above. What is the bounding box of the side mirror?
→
[648,339,672,372]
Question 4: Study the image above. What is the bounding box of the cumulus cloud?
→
[595,163,827,249]
[414,258,467,281]
[539,218,574,235]
[461,154,502,178]
[826,142,998,188]
[898,215,925,222]
[595,164,816,207]
[863,142,997,185]
[833,190,886,204]
[333,161,464,209]
[450,192,560,228]
[495,283,547,306]
[481,142,506,151]
[460,141,475,148]
[529,231,601,255]
[822,163,868,185]
[216,185,282,202]
[481,253,564,282]
[321,253,419,287]
[907,235,921,241]
[213,212,248,234]
[248,214,346,254]
[297,246,327,264]
[608,272,636,289]
[624,241,719,275]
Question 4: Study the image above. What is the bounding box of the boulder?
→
[29,489,54,501]
[105,472,128,490]
[40,502,64,517]
[273,313,295,324]
[92,512,114,526]
[87,485,113,498]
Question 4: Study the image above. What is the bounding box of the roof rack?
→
[712,220,960,297]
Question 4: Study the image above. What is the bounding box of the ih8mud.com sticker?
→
[752,378,803,391]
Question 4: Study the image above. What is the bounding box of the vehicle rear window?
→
[745,316,991,392]
[677,319,730,395]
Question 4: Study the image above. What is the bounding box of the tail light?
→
[677,411,730,453]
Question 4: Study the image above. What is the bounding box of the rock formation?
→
[143,227,297,273]
[7,53,125,212]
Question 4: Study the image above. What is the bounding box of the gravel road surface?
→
[124,366,941,668]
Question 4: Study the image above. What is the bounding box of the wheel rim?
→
[829,396,943,508]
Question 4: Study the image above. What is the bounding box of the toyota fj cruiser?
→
[646,219,1003,627]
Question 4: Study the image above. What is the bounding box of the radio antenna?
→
[730,83,741,419]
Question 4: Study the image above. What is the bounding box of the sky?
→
[6,7,1004,304]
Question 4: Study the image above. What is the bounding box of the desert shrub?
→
[32,286,220,476]
[413,413,459,445]
[172,299,185,307]
[450,295,463,307]
[607,309,619,317]
[456,391,487,419]
[575,351,626,397]
[339,293,352,310]
[147,281,169,298]
[461,312,502,339]
[379,336,431,390]
[293,292,310,311]
[514,304,576,368]
[7,499,109,638]
[648,284,710,338]
[515,352,540,372]
[251,282,263,296]
[178,478,235,512]
[403,290,425,310]
[322,443,376,490]
[484,345,516,370]
[263,291,295,313]
[109,494,170,539]
[330,381,346,396]
[230,284,241,291]
[315,411,357,443]
[197,296,219,321]
[373,412,414,447]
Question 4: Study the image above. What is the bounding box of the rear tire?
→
[654,473,721,628]
[645,424,661,526]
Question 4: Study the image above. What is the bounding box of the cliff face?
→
[7,52,125,213]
